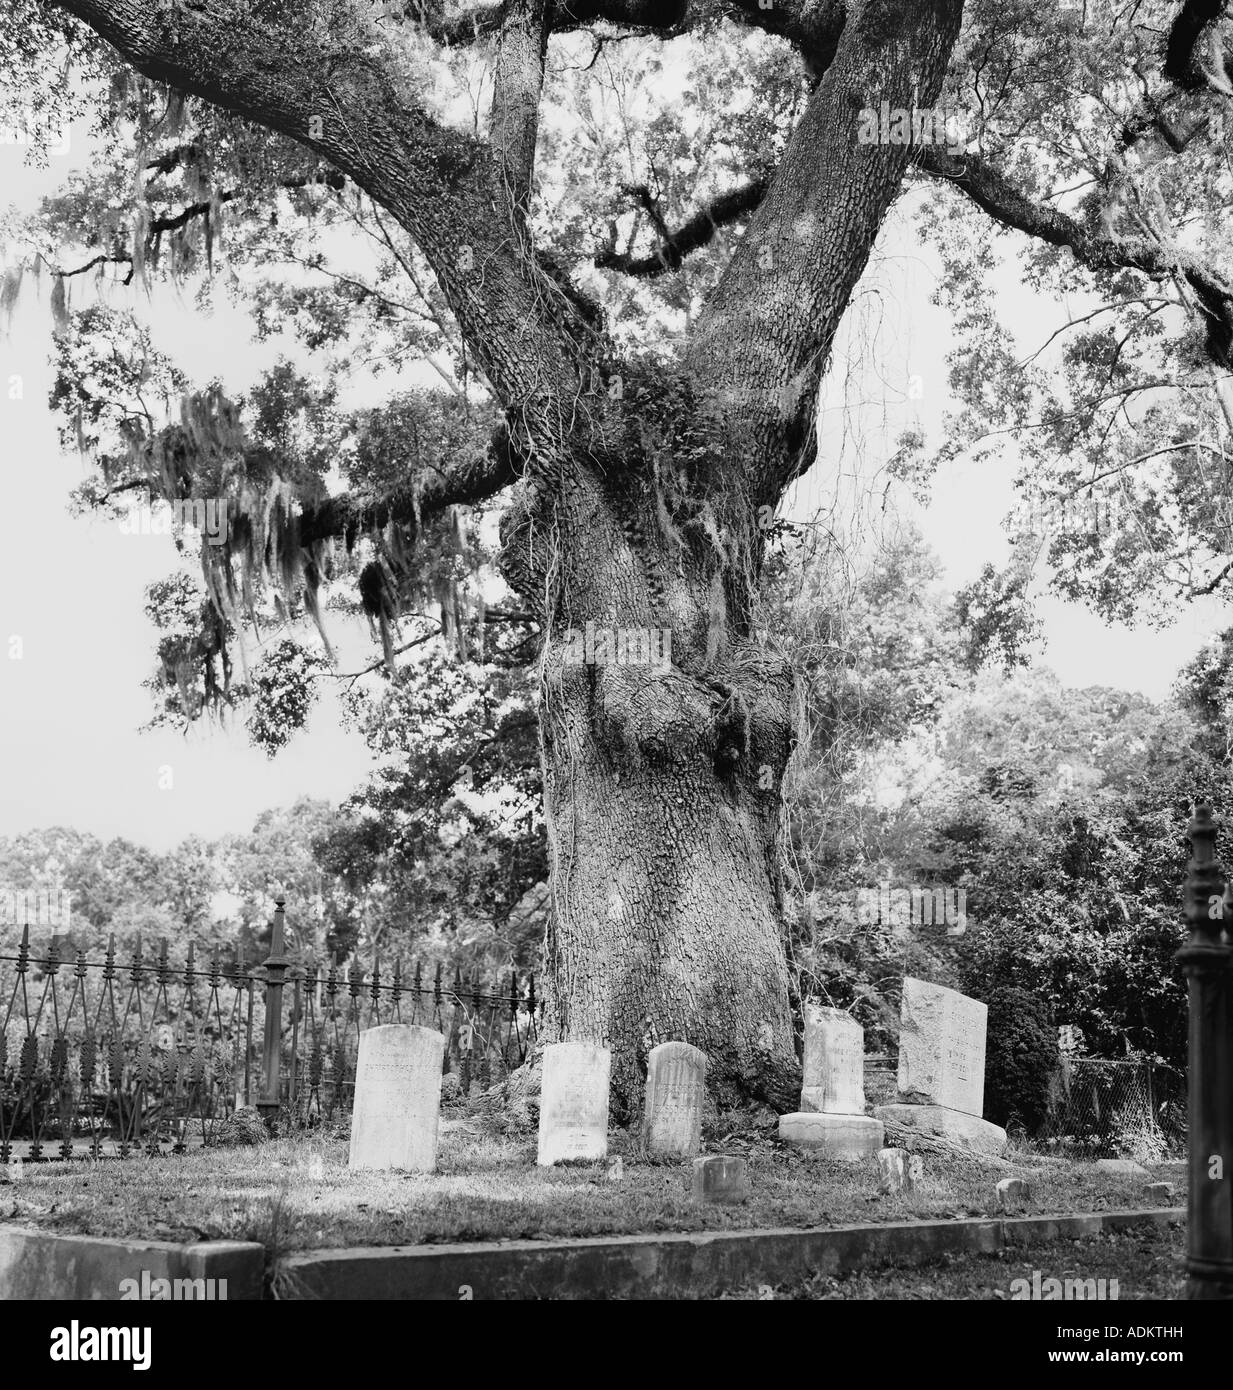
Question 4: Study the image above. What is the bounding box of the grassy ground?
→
[720,1222,1187,1300]
[0,1109,1185,1259]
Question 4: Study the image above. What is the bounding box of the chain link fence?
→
[1039,1058,1187,1160]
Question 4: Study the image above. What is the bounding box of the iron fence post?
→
[1177,804,1233,1299]
[257,897,289,1130]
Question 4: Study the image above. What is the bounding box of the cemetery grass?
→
[0,1111,1185,1261]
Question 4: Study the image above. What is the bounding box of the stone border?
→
[278,1207,1183,1300]
[0,1226,265,1300]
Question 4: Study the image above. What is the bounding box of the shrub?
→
[984,986,1056,1133]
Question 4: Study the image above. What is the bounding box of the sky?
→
[0,95,1225,853]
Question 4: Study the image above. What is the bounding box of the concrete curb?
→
[0,1226,265,1301]
[278,1207,1184,1300]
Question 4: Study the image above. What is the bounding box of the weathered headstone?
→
[801,1005,864,1114]
[877,1147,914,1195]
[348,1024,445,1172]
[779,1006,884,1159]
[874,977,1007,1156]
[693,1154,749,1203]
[1094,1158,1151,1180]
[643,1042,707,1157]
[1144,1181,1174,1202]
[997,1176,1030,1210]
[896,977,986,1115]
[537,1042,611,1165]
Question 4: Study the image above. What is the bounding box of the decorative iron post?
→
[257,897,289,1129]
[1178,804,1233,1299]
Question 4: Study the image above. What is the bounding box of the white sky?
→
[0,102,1225,851]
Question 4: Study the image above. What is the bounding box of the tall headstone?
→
[896,977,986,1115]
[537,1042,611,1165]
[801,1005,865,1114]
[779,1005,883,1159]
[348,1024,445,1172]
[874,978,1007,1156]
[643,1042,707,1157]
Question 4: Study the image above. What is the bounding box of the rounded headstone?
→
[643,1042,707,1157]
[801,1005,865,1114]
[348,1024,445,1172]
[537,1042,611,1165]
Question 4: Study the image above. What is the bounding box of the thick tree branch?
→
[51,0,593,431]
[428,0,847,76]
[596,176,769,276]
[916,144,1233,368]
[687,0,964,494]
[297,422,521,548]
[1165,0,1233,93]
[554,0,846,76]
[490,0,552,215]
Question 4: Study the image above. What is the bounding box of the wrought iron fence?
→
[1039,1057,1187,1159]
[0,902,539,1163]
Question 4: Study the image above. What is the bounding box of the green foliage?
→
[245,638,330,755]
[983,986,1056,1133]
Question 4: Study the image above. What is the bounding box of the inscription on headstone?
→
[801,1005,864,1114]
[537,1042,611,1165]
[643,1042,707,1157]
[897,977,987,1116]
[348,1024,445,1173]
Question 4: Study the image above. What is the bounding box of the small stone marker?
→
[643,1041,707,1157]
[348,1024,445,1173]
[537,1042,611,1166]
[996,1176,1030,1210]
[877,1147,914,1195]
[802,1005,865,1114]
[693,1154,749,1203]
[1144,1182,1174,1202]
[1094,1158,1151,1180]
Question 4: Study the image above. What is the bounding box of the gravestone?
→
[874,978,1007,1155]
[997,1176,1030,1210]
[877,1147,914,1195]
[897,977,986,1114]
[348,1024,445,1172]
[1094,1158,1151,1180]
[779,1005,883,1159]
[801,1006,865,1114]
[692,1155,749,1203]
[537,1042,611,1165]
[643,1042,707,1157]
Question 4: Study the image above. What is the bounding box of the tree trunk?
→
[539,713,800,1116]
[504,414,803,1115]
